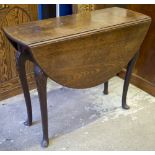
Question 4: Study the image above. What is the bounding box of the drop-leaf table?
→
[3,7,151,147]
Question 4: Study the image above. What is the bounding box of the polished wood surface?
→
[84,4,155,96]
[3,7,150,47]
[3,7,151,147]
[32,21,149,88]
[125,5,155,96]
[3,7,151,88]
[0,5,38,101]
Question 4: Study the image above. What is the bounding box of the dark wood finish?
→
[3,7,151,147]
[87,4,155,96]
[3,7,151,88]
[30,16,150,89]
[3,7,150,46]
[0,5,38,101]
[119,5,155,96]
[119,70,155,96]
[16,50,32,126]
[103,81,108,95]
[122,52,139,109]
[34,65,48,147]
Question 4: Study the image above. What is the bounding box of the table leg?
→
[16,51,32,126]
[34,65,49,147]
[103,81,108,95]
[122,52,139,109]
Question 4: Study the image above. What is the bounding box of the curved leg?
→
[122,52,139,109]
[16,51,32,126]
[34,65,49,147]
[103,81,108,95]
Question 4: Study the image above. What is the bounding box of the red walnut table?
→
[3,7,151,147]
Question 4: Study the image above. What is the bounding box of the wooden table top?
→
[3,7,151,47]
[3,7,151,89]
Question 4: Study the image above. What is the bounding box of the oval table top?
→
[3,7,151,88]
[3,7,151,47]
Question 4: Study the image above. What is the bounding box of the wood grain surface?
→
[3,7,150,47]
[3,7,151,88]
[32,21,150,88]
[125,5,155,96]
[3,6,151,147]
[0,5,38,100]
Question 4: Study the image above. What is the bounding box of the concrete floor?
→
[0,77,155,151]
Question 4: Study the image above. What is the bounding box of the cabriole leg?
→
[34,65,49,147]
[16,51,32,126]
[122,52,139,109]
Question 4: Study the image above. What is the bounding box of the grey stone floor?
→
[0,76,155,151]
